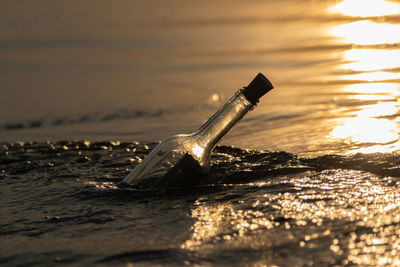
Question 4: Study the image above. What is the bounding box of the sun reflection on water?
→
[332,21,400,45]
[342,83,399,95]
[343,71,400,82]
[328,0,400,154]
[330,116,398,145]
[181,200,276,250]
[181,170,400,265]
[343,49,400,72]
[330,0,400,17]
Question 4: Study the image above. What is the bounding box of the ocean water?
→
[2,141,400,266]
[2,0,400,266]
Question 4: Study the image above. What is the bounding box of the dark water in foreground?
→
[2,141,400,266]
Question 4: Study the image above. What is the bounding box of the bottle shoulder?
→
[156,133,209,164]
[155,134,193,151]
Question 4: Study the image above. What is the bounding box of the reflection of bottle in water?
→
[123,73,274,187]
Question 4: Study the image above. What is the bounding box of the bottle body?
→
[123,133,208,187]
[123,73,273,187]
[123,90,254,187]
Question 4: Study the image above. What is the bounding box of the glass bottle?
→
[123,73,273,187]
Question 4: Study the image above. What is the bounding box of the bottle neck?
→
[194,89,254,152]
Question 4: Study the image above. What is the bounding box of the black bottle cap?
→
[242,73,274,105]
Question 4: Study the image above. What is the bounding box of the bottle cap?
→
[242,73,274,105]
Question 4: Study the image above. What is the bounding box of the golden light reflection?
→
[343,49,400,72]
[328,0,400,153]
[343,71,400,82]
[329,95,400,153]
[342,83,399,95]
[331,21,400,45]
[329,101,400,153]
[181,201,275,250]
[351,142,400,153]
[181,170,400,265]
[330,116,397,144]
[330,0,400,17]
[192,144,204,158]
[354,102,397,117]
[350,94,392,101]
[181,203,228,249]
[289,171,400,266]
[342,83,399,103]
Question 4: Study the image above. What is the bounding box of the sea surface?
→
[2,0,400,266]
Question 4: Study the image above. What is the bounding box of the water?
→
[2,0,400,155]
[2,0,400,266]
[2,141,400,266]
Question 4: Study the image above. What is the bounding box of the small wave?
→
[2,141,400,185]
[2,141,400,266]
[1,103,220,131]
